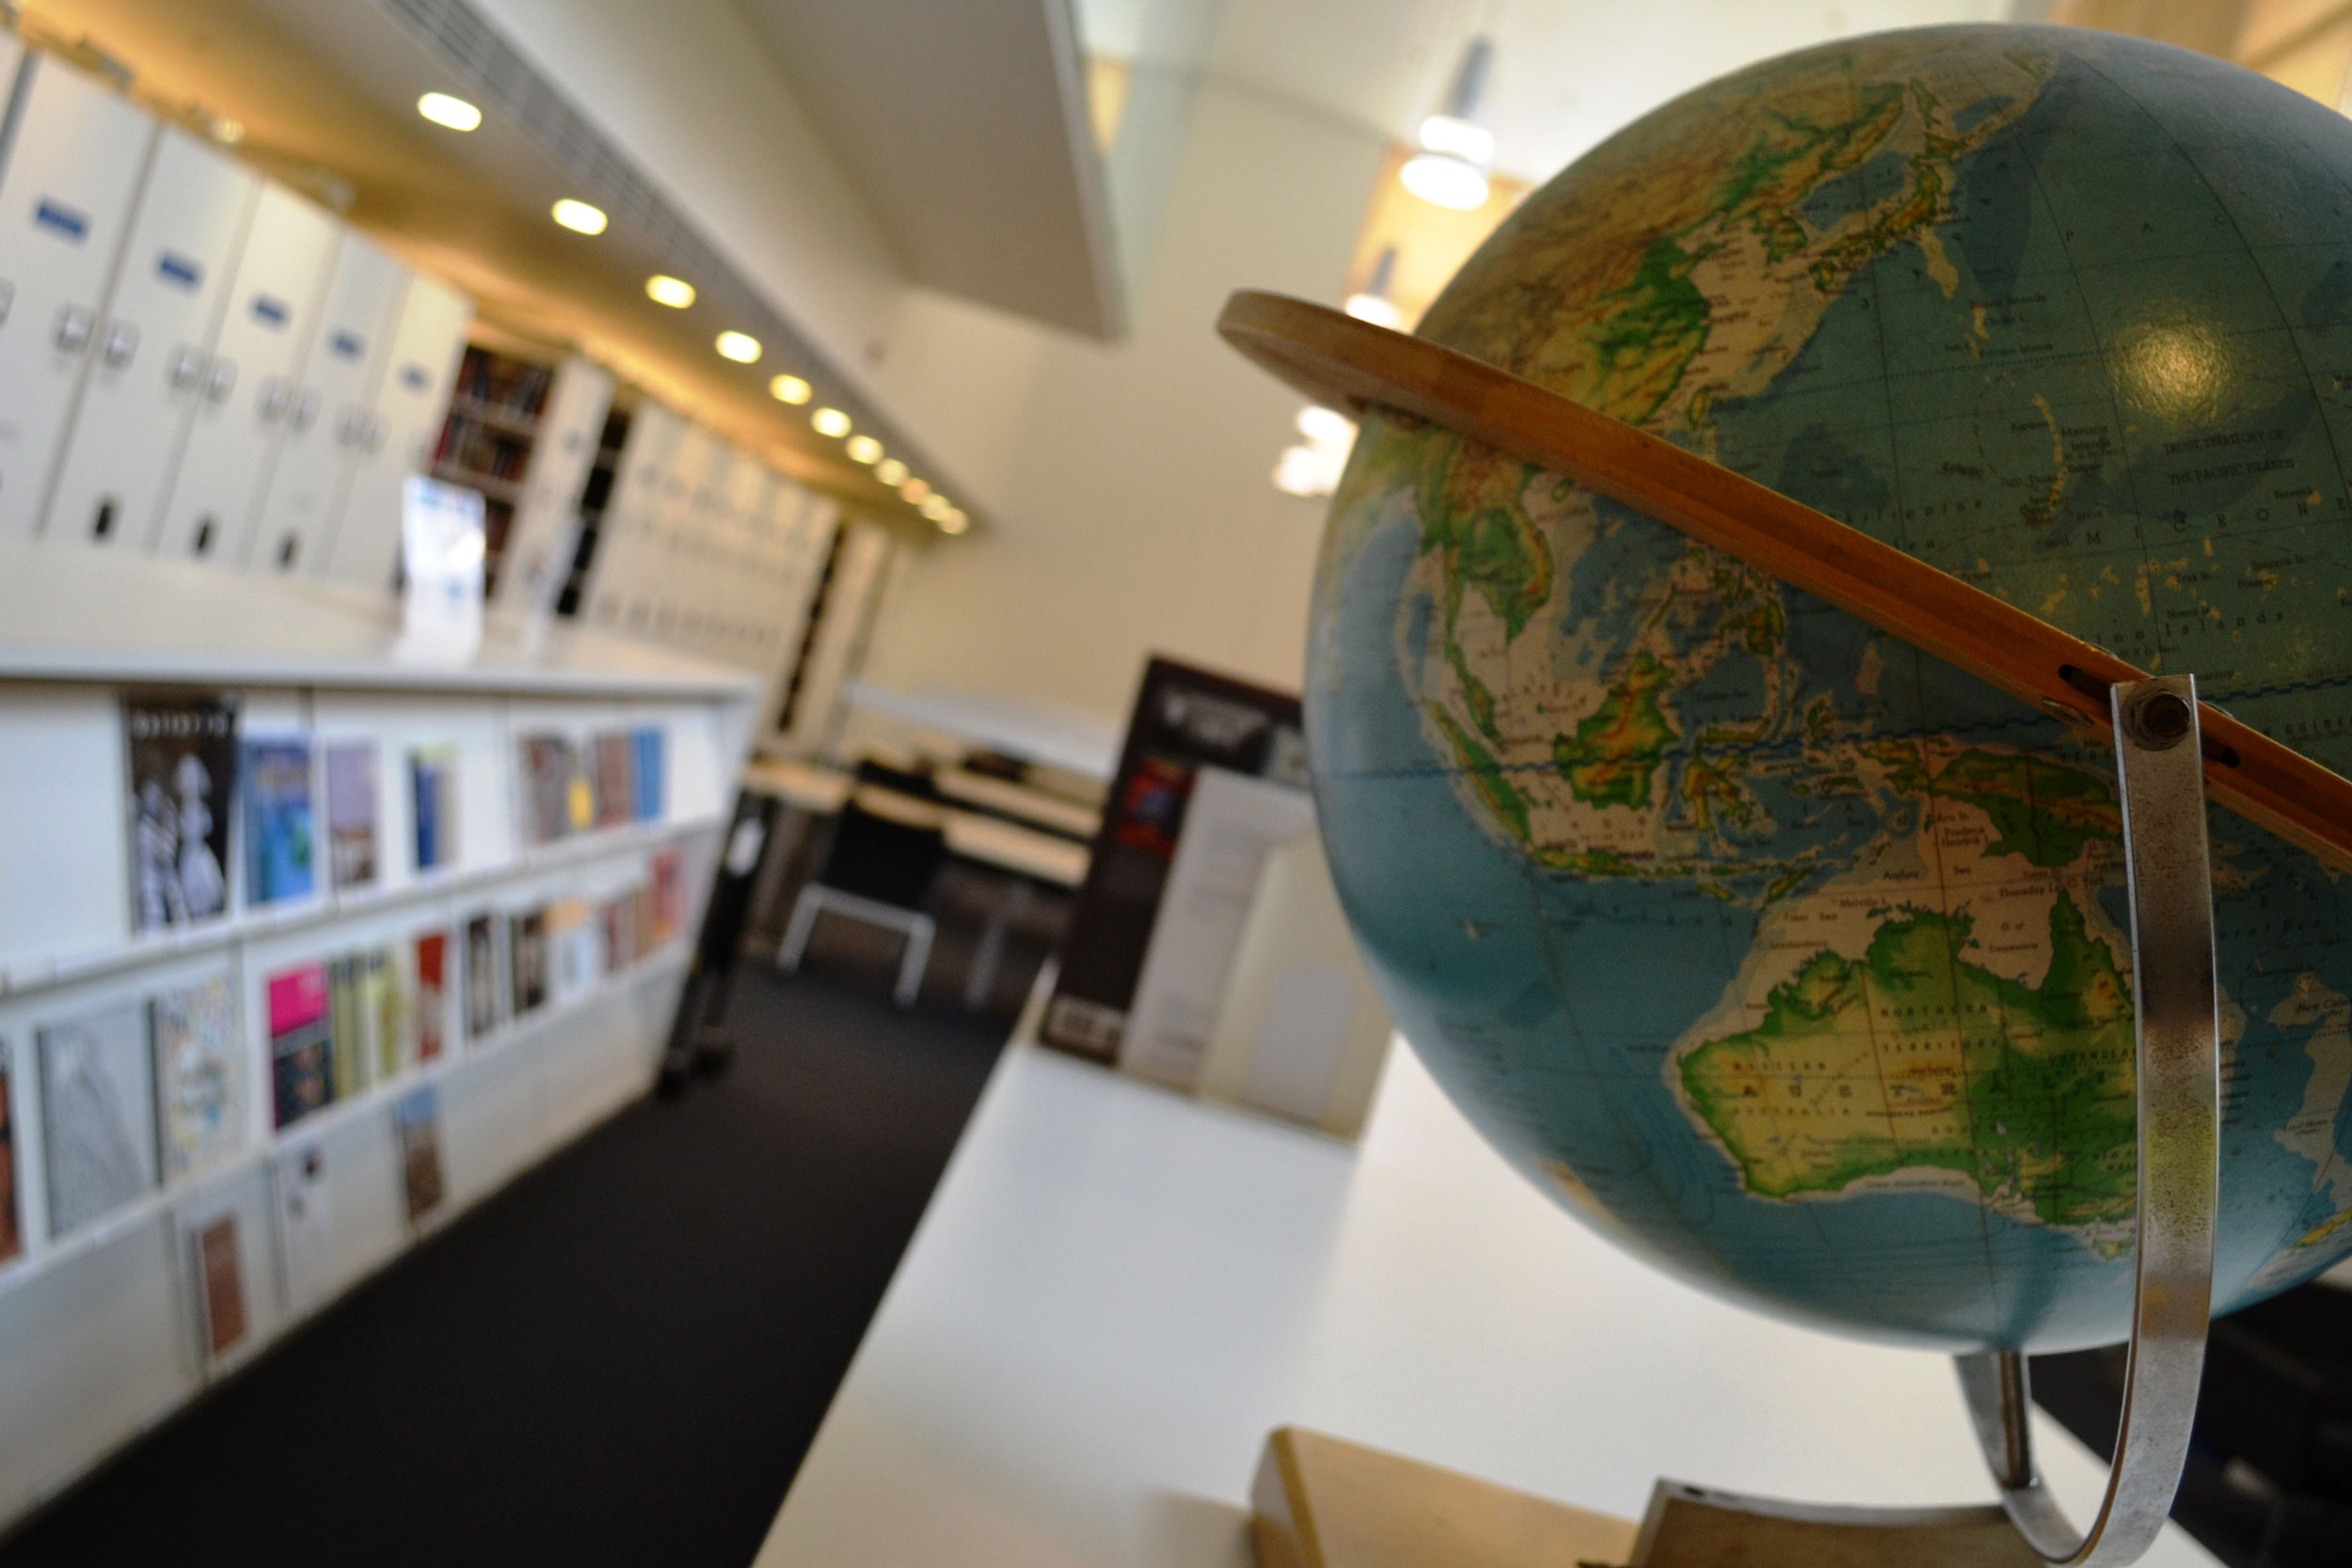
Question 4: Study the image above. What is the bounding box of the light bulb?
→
[769,374,811,404]
[1343,293,1404,329]
[845,435,882,465]
[1273,445,1330,497]
[1401,152,1488,210]
[417,92,481,132]
[551,198,608,235]
[900,478,931,502]
[1417,113,1494,165]
[812,407,851,438]
[1297,405,1356,445]
[920,494,952,520]
[715,331,761,363]
[645,275,695,309]
[875,458,909,486]
[938,509,969,535]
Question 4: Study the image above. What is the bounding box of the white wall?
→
[862,79,1381,721]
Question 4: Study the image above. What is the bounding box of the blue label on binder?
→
[157,251,202,288]
[329,330,364,359]
[34,198,87,241]
[400,364,429,391]
[251,294,289,326]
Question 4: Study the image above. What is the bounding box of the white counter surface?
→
[754,1039,2217,1568]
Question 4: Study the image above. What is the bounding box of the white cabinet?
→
[582,400,685,632]
[0,53,159,538]
[151,182,338,565]
[491,355,614,616]
[248,230,408,575]
[319,272,472,593]
[41,127,260,551]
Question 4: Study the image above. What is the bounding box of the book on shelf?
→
[547,898,596,1002]
[39,1000,161,1239]
[367,946,409,1085]
[410,744,460,872]
[599,895,636,975]
[0,1053,21,1266]
[509,907,548,1015]
[267,963,335,1131]
[632,884,658,960]
[633,726,664,821]
[463,913,504,1039]
[326,954,368,1103]
[124,694,237,933]
[393,1085,445,1225]
[242,734,317,908]
[190,1213,247,1362]
[415,931,450,1064]
[151,972,246,1185]
[593,732,635,828]
[271,1143,335,1315]
[518,735,578,846]
[651,847,684,947]
[324,740,379,892]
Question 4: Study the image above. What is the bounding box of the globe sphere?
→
[1311,24,2352,1351]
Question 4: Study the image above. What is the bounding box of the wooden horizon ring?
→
[1217,288,2352,880]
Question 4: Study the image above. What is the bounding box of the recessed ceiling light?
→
[899,478,931,503]
[716,330,761,363]
[551,198,608,235]
[875,458,909,486]
[937,508,969,535]
[645,275,695,309]
[417,92,481,132]
[811,407,851,438]
[845,435,882,465]
[769,374,811,404]
[919,494,952,520]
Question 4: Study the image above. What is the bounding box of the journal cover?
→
[323,740,379,891]
[393,1085,445,1224]
[242,734,317,907]
[599,895,635,975]
[509,908,548,1015]
[410,744,460,872]
[192,1214,246,1360]
[632,726,664,821]
[124,694,237,932]
[415,931,450,1062]
[39,1000,162,1238]
[272,1143,334,1315]
[267,963,334,1130]
[0,1055,20,1266]
[151,972,246,1184]
[593,732,635,828]
[364,947,407,1085]
[464,913,504,1039]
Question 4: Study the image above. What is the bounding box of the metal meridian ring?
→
[1955,673,2222,1566]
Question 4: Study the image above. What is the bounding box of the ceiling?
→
[1079,0,2012,185]
[738,0,1121,340]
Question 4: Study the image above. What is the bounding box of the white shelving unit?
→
[0,539,758,1529]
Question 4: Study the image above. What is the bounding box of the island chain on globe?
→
[1310,24,2352,1353]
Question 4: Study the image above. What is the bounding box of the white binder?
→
[151,181,339,564]
[41,125,260,551]
[0,52,159,538]
[318,270,472,593]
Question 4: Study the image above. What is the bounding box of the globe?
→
[1311,24,2352,1353]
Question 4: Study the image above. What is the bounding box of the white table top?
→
[937,768,1104,840]
[755,1041,2219,1568]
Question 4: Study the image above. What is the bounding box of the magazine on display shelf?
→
[124,694,237,933]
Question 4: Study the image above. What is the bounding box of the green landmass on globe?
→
[1307,24,2352,1350]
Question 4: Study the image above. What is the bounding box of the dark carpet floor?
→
[0,967,1007,1568]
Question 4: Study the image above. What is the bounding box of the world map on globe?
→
[1310,24,2352,1351]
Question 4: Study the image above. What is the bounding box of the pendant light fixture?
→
[1402,36,1494,211]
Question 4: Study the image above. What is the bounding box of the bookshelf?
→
[0,544,757,1530]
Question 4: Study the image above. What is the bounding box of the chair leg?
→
[778,886,823,972]
[894,915,935,1009]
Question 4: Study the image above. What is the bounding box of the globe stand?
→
[1248,688,2221,1568]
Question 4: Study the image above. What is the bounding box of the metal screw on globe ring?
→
[1954,674,2221,1567]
